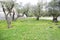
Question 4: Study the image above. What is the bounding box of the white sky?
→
[16,0,51,5]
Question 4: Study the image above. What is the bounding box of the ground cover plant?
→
[0,18,60,40]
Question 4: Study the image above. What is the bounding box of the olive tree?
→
[0,0,15,28]
[48,0,60,22]
[32,1,43,20]
[22,3,31,17]
[15,3,23,20]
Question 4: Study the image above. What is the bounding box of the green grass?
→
[0,18,60,40]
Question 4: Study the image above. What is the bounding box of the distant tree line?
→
[0,0,60,28]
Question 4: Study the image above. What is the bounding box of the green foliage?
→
[0,0,15,12]
[16,8,21,14]
[48,0,60,17]
[32,1,43,17]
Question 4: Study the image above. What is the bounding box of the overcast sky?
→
[16,0,51,5]
[0,0,51,12]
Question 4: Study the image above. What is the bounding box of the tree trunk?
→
[12,10,15,20]
[36,16,39,20]
[6,13,12,28]
[25,14,28,17]
[5,14,7,20]
[12,13,15,20]
[53,16,58,22]
[7,20,11,28]
[7,16,12,28]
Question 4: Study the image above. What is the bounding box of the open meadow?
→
[0,18,60,40]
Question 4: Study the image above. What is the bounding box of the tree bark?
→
[7,16,12,28]
[12,13,15,20]
[12,10,15,20]
[36,16,39,20]
[7,20,11,28]
[53,16,58,22]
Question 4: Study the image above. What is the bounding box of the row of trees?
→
[21,0,60,22]
[0,0,60,28]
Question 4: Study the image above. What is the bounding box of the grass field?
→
[0,18,60,40]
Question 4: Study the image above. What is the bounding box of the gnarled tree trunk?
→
[36,16,39,20]
[53,16,58,22]
[12,10,15,21]
[7,13,12,28]
[7,19,11,28]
